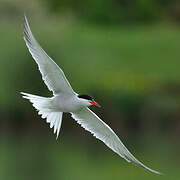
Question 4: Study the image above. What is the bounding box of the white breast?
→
[51,94,84,113]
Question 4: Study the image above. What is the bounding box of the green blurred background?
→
[0,0,180,179]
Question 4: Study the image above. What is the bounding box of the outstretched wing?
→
[23,15,75,95]
[71,108,162,175]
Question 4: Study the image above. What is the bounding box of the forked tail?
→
[21,92,63,139]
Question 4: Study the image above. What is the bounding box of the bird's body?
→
[52,94,80,112]
[21,15,162,175]
[49,94,93,112]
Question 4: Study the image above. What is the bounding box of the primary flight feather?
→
[21,15,162,175]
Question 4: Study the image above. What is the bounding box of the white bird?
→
[21,15,162,175]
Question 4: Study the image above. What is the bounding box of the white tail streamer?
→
[21,92,63,139]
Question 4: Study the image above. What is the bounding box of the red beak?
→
[90,101,101,107]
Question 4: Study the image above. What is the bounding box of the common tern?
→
[21,15,162,175]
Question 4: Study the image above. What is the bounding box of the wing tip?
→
[132,159,163,175]
[148,168,164,175]
[22,14,32,44]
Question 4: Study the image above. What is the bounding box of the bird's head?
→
[77,94,101,108]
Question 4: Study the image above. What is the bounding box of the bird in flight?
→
[21,15,162,175]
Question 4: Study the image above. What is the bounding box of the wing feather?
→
[23,15,75,95]
[71,108,162,175]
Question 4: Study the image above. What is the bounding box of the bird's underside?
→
[21,14,162,175]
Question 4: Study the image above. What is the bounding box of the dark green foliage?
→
[44,0,180,24]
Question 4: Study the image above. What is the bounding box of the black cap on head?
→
[78,94,94,101]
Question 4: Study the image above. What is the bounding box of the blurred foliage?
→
[0,21,180,140]
[0,1,180,179]
[44,0,180,24]
[0,0,47,21]
[0,22,180,107]
[0,137,179,180]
